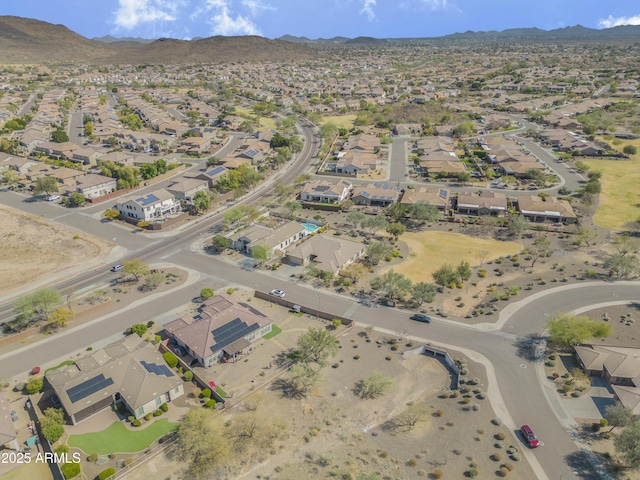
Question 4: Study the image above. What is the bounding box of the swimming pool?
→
[302,223,320,234]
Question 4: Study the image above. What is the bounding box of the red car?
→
[520,424,540,448]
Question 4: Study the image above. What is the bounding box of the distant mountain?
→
[345,37,389,45]
[0,16,317,64]
[92,35,155,44]
[277,34,351,44]
[442,24,640,40]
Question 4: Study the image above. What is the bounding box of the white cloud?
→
[113,0,186,30]
[399,0,456,12]
[360,0,377,21]
[241,0,275,16]
[199,0,262,35]
[598,14,640,29]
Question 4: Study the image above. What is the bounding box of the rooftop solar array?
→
[135,193,160,207]
[207,166,226,176]
[67,374,114,404]
[245,149,259,157]
[210,317,259,353]
[438,189,448,199]
[141,360,175,378]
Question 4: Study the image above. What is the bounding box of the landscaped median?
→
[68,419,178,455]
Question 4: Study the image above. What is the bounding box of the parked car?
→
[269,289,285,298]
[410,314,432,323]
[110,264,124,272]
[174,345,187,356]
[46,195,60,202]
[520,424,540,448]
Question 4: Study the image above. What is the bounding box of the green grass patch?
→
[0,461,52,480]
[68,419,178,455]
[263,325,282,340]
[288,310,304,317]
[215,385,227,398]
[44,360,75,375]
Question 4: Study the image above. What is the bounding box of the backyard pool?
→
[302,223,320,234]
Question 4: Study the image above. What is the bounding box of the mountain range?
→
[1,15,639,65]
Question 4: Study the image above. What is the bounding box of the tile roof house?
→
[575,345,640,414]
[285,234,365,274]
[46,336,184,425]
[183,165,229,189]
[399,187,450,212]
[75,173,117,199]
[456,191,508,217]
[300,179,353,204]
[516,195,577,224]
[164,294,273,367]
[166,178,209,204]
[229,220,307,256]
[115,188,181,222]
[351,183,401,207]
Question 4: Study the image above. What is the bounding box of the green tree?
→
[614,421,640,470]
[68,192,86,207]
[457,171,472,185]
[387,202,408,222]
[14,288,62,327]
[296,327,339,366]
[210,235,232,253]
[411,282,438,306]
[26,377,44,394]
[432,264,458,287]
[40,408,65,443]
[200,288,214,300]
[456,261,472,282]
[573,226,598,247]
[270,132,290,149]
[278,363,321,398]
[547,313,613,349]
[355,371,393,399]
[408,202,440,224]
[130,323,148,336]
[206,156,221,168]
[84,121,94,137]
[366,241,393,266]
[192,190,213,213]
[33,176,59,196]
[528,235,552,269]
[623,145,637,156]
[0,167,20,186]
[274,181,294,201]
[507,214,528,238]
[142,273,163,291]
[362,214,389,236]
[370,270,413,301]
[104,208,120,220]
[605,403,635,433]
[284,201,302,216]
[603,254,640,279]
[121,258,149,282]
[51,127,69,143]
[251,245,270,264]
[175,409,229,479]
[139,163,158,180]
[525,168,547,186]
[386,222,405,241]
[346,211,366,231]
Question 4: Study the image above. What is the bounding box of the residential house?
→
[399,187,450,212]
[45,336,184,425]
[71,148,102,166]
[177,136,212,155]
[351,183,401,207]
[164,294,273,367]
[183,165,229,189]
[166,178,209,204]
[300,179,353,204]
[229,220,307,256]
[115,189,181,222]
[285,234,365,274]
[575,345,640,414]
[393,124,422,136]
[98,151,135,166]
[335,150,378,175]
[75,173,117,199]
[516,195,577,224]
[456,191,508,217]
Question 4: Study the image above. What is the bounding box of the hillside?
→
[0,16,318,64]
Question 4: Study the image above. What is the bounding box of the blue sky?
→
[3,1,640,40]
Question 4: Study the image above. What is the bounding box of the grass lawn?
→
[583,138,640,231]
[323,114,357,130]
[44,360,75,375]
[381,231,522,281]
[215,385,227,397]
[0,461,52,480]
[263,325,283,339]
[68,419,178,455]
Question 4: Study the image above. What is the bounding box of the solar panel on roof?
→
[67,374,114,404]
[136,193,160,206]
[141,360,174,377]
[207,166,226,176]
[210,318,260,353]
[438,189,448,199]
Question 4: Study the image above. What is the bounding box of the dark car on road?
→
[520,424,540,448]
[410,314,432,323]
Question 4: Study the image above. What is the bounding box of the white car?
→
[46,195,61,202]
[269,289,285,298]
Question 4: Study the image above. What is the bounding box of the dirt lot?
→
[0,205,111,296]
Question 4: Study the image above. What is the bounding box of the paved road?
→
[388,137,410,183]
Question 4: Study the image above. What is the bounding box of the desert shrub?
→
[468,467,479,478]
[162,351,178,368]
[478,269,487,278]
[132,419,141,427]
[380,450,388,458]
[472,404,480,411]
[503,462,514,471]
[127,416,135,422]
[153,409,163,417]
[87,453,98,462]
[433,470,443,479]
[144,413,151,421]
[511,453,520,461]
[353,355,360,360]
[462,397,471,404]
[61,462,81,480]
[201,388,211,398]
[499,466,509,477]
[407,458,417,467]
[98,468,116,480]
[385,356,392,361]
[123,457,135,466]
[492,418,503,426]
[55,444,70,455]
[205,399,216,408]
[184,371,193,381]
[492,452,503,461]
[496,432,506,440]
[435,409,444,417]
[26,377,44,394]
[161,403,169,412]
